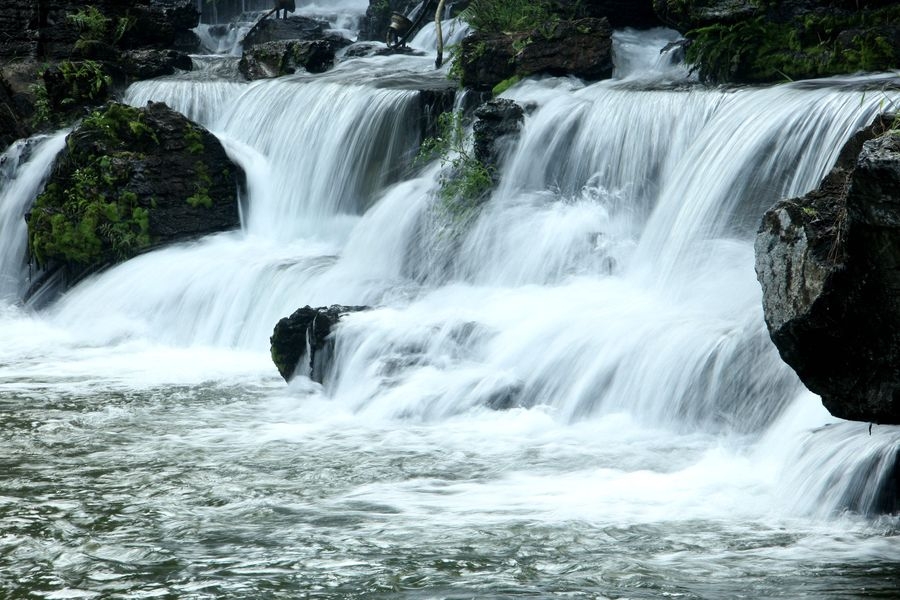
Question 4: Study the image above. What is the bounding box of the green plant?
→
[67,6,110,42]
[28,83,52,127]
[461,0,555,34]
[417,111,493,219]
[56,60,112,106]
[491,75,521,96]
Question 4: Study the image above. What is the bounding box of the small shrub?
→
[461,0,555,34]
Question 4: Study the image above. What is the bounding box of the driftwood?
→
[434,0,446,68]
[239,7,279,45]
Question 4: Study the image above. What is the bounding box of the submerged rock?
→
[271,305,368,383]
[755,116,900,425]
[457,18,613,91]
[26,101,244,288]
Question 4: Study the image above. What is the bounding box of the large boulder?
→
[26,101,244,286]
[241,15,327,48]
[0,75,30,149]
[755,116,900,425]
[271,305,368,383]
[458,17,613,91]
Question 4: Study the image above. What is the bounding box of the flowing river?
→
[0,4,898,598]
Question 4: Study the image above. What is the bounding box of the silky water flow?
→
[0,15,898,599]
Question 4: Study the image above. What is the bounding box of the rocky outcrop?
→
[473,99,525,180]
[241,15,326,48]
[26,102,244,287]
[121,49,194,80]
[239,15,351,79]
[755,116,900,425]
[659,1,900,83]
[271,305,368,383]
[239,37,351,79]
[458,17,613,91]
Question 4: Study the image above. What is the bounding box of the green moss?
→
[185,126,205,155]
[686,6,900,84]
[492,74,521,96]
[186,161,213,208]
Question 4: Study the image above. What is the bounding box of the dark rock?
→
[458,18,613,91]
[271,305,369,383]
[755,115,900,425]
[552,0,661,28]
[241,15,327,49]
[0,74,31,150]
[26,102,244,288]
[122,49,193,80]
[653,0,759,30]
[417,88,458,146]
[473,99,525,177]
[239,36,351,80]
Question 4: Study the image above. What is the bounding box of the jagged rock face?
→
[755,118,900,425]
[459,18,613,91]
[121,49,194,80]
[271,305,368,383]
[473,99,525,176]
[26,102,244,288]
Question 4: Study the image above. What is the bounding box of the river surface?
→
[0,5,898,599]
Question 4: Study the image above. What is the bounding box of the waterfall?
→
[0,27,898,597]
[0,132,68,302]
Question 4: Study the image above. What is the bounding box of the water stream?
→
[0,11,898,599]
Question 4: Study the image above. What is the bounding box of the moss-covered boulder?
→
[457,17,613,91]
[663,1,900,84]
[27,101,244,285]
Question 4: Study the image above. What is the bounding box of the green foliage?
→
[185,126,205,155]
[29,158,150,267]
[79,103,159,149]
[186,161,213,208]
[417,111,493,219]
[67,5,134,49]
[461,0,556,34]
[686,6,900,84]
[67,6,110,42]
[28,83,53,127]
[56,60,111,106]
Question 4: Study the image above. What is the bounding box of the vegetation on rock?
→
[684,3,900,83]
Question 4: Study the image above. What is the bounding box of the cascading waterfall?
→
[0,23,898,598]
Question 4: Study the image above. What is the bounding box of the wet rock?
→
[473,99,525,178]
[239,36,351,79]
[26,101,244,288]
[755,115,900,425]
[122,49,193,80]
[271,305,369,383]
[458,18,613,92]
[241,15,327,49]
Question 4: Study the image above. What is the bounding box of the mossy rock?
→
[27,101,244,285]
[683,3,900,83]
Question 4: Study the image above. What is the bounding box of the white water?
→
[1,26,898,598]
